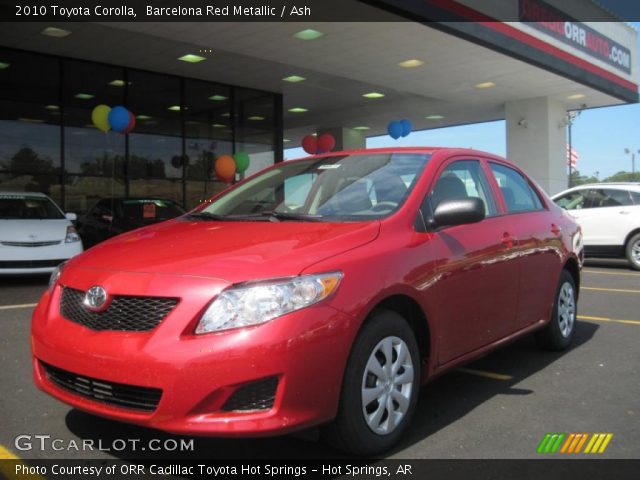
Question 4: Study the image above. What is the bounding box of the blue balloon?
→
[387,121,402,140]
[400,119,412,137]
[108,106,130,133]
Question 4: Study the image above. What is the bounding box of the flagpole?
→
[568,117,573,188]
[566,104,586,188]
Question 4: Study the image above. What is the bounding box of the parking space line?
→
[0,444,45,480]
[583,269,640,276]
[582,286,640,294]
[578,315,640,326]
[0,303,37,311]
[456,367,513,381]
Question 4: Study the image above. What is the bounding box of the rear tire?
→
[323,309,420,456]
[535,270,577,351]
[625,233,640,271]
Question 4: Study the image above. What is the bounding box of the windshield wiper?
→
[260,211,324,222]
[187,211,273,222]
[187,211,323,222]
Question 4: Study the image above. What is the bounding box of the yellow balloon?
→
[91,104,111,132]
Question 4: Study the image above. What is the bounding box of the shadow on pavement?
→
[584,258,635,271]
[64,322,599,460]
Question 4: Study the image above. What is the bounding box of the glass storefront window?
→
[234,89,277,177]
[128,71,182,181]
[0,47,281,213]
[64,175,126,214]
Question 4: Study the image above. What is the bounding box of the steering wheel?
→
[370,201,399,212]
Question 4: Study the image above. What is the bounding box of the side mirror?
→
[65,212,77,221]
[432,197,485,229]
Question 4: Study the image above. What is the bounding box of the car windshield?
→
[196,153,431,222]
[120,199,186,223]
[0,194,64,220]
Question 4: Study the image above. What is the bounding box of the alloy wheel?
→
[557,282,576,338]
[361,336,414,435]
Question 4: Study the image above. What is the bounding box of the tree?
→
[570,169,598,186]
[1,147,56,175]
[602,171,640,182]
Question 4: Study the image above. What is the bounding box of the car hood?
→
[69,218,380,282]
[0,219,70,242]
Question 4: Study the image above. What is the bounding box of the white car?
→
[0,192,83,274]
[552,183,640,269]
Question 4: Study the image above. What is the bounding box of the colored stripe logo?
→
[537,433,613,454]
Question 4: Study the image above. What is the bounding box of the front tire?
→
[625,233,640,271]
[535,270,577,351]
[323,309,420,456]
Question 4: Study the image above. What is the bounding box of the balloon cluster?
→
[214,152,251,183]
[91,104,136,134]
[387,119,412,139]
[301,133,336,155]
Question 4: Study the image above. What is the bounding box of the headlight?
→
[49,262,66,289]
[65,225,80,243]
[195,271,343,334]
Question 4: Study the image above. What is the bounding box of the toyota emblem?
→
[83,286,109,311]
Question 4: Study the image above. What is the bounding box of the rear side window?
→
[594,189,633,207]
[489,163,543,213]
[630,190,640,205]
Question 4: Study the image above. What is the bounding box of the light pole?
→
[624,148,640,178]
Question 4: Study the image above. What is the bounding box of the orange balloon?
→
[215,154,236,182]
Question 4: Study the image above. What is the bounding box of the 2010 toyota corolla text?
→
[32,147,583,455]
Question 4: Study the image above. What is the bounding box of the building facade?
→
[0,47,283,213]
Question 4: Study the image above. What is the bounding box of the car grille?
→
[0,259,66,268]
[222,376,279,411]
[41,361,162,412]
[59,287,178,332]
[1,240,62,247]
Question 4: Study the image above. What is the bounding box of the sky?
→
[285,23,640,181]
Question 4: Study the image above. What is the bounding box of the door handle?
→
[551,224,562,236]
[619,211,631,215]
[501,232,514,248]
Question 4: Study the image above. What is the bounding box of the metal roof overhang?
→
[0,1,636,146]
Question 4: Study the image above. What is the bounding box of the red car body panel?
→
[31,147,582,436]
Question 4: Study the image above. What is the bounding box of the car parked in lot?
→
[77,197,186,248]
[32,148,582,455]
[0,191,83,274]
[552,183,640,269]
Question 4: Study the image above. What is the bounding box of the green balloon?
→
[233,151,250,173]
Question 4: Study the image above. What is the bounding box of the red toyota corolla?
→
[32,148,582,455]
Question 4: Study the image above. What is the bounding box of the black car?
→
[77,197,186,248]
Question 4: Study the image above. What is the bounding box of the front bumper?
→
[31,269,356,436]
[0,241,82,274]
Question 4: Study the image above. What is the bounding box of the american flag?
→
[566,144,579,168]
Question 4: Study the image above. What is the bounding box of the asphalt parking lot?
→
[0,260,638,461]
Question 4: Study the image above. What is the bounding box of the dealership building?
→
[0,0,637,212]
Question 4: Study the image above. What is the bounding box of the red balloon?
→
[317,134,335,153]
[301,134,318,155]
[124,111,136,134]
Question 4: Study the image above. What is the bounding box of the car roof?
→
[552,183,640,198]
[97,197,179,202]
[288,146,510,164]
[0,191,49,197]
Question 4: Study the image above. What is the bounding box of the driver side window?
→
[429,160,497,217]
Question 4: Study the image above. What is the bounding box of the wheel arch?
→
[563,255,581,297]
[361,293,432,367]
[624,228,640,250]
